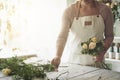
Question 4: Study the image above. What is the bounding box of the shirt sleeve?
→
[101,5,114,52]
[55,8,72,58]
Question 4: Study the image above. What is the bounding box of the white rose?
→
[2,68,11,75]
[82,43,88,49]
[89,42,96,50]
[106,3,110,6]
[91,37,97,43]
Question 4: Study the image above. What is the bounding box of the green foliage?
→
[99,0,120,22]
[0,57,54,80]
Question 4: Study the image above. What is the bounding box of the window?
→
[0,0,67,61]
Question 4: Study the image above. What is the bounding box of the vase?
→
[80,54,95,65]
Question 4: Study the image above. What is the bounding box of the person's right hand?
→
[51,56,61,71]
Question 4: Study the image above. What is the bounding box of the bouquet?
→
[81,37,104,56]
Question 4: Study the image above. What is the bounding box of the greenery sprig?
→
[0,57,54,80]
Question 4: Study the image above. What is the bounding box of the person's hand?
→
[95,54,104,62]
[95,51,105,62]
[51,56,61,71]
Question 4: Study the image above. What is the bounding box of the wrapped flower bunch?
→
[81,37,104,56]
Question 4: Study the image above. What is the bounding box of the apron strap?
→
[76,1,81,20]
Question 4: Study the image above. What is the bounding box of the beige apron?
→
[68,15,105,66]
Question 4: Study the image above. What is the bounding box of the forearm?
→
[103,36,114,54]
[102,5,114,55]
[56,34,68,58]
[100,39,113,56]
[56,46,65,58]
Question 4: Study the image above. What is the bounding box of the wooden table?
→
[0,64,120,80]
[47,64,120,80]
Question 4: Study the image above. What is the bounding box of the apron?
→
[68,15,105,66]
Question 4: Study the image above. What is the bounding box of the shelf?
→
[105,58,120,72]
[105,58,120,63]
[113,37,120,43]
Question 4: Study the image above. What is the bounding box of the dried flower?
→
[2,68,11,75]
